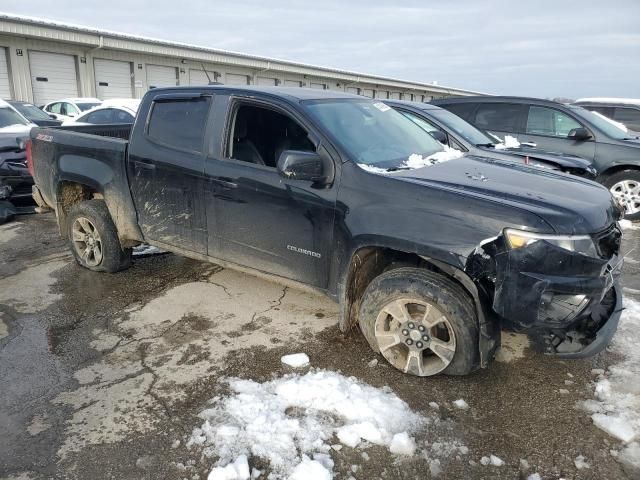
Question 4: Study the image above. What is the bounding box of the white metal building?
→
[0,13,484,105]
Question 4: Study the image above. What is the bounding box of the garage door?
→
[310,82,325,90]
[146,65,178,89]
[29,51,78,105]
[389,92,401,100]
[284,80,302,87]
[376,90,388,99]
[346,87,359,95]
[226,73,249,85]
[362,89,374,98]
[257,77,277,86]
[94,59,133,99]
[189,69,216,85]
[0,47,11,99]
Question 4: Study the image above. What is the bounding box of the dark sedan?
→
[7,100,62,127]
[384,100,596,179]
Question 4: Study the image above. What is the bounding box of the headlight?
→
[504,228,597,257]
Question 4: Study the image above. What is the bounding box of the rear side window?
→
[441,103,477,121]
[526,106,582,137]
[474,103,525,133]
[48,102,62,114]
[147,98,210,152]
[613,107,640,130]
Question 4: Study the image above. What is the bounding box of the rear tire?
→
[602,169,640,221]
[358,267,479,376]
[67,200,132,272]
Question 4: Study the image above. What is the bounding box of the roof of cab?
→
[148,85,365,102]
[383,99,442,111]
[430,95,570,108]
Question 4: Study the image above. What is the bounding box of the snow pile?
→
[357,146,463,174]
[189,370,425,479]
[591,111,628,132]
[280,353,310,368]
[494,135,521,149]
[208,455,250,480]
[582,298,640,471]
[574,455,590,469]
[480,454,504,466]
[452,399,469,410]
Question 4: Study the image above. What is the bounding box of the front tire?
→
[602,169,640,221]
[358,268,479,376]
[67,200,132,272]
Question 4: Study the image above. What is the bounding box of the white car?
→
[62,99,140,126]
[42,97,102,122]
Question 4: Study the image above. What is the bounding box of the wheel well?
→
[598,164,640,181]
[340,246,473,332]
[56,181,103,236]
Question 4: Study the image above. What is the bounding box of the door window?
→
[401,111,440,133]
[147,97,210,153]
[613,107,640,130]
[227,104,315,168]
[526,106,582,137]
[48,102,62,114]
[474,103,524,133]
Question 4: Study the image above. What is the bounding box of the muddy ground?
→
[1,213,638,480]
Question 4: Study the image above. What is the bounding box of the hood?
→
[393,155,620,234]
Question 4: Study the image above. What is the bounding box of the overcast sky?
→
[4,1,639,98]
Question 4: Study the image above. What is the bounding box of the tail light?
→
[25,138,34,176]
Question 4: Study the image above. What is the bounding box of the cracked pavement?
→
[1,213,639,479]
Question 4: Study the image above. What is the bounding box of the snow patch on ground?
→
[574,455,590,469]
[188,370,425,478]
[280,353,310,368]
[583,297,640,472]
[619,219,639,231]
[452,399,469,410]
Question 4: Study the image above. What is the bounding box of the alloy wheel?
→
[71,217,103,267]
[374,298,456,376]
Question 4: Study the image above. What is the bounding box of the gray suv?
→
[432,96,640,219]
[573,98,640,133]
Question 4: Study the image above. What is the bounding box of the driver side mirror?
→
[277,150,330,185]
[48,113,58,120]
[429,130,447,145]
[568,127,592,141]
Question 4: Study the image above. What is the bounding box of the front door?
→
[128,94,212,254]
[205,98,337,288]
[519,105,596,161]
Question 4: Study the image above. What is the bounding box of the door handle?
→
[134,160,156,170]
[211,178,238,189]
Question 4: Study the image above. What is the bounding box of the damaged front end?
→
[467,223,623,359]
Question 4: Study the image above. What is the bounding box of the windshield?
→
[304,100,444,166]
[77,102,101,112]
[570,106,630,140]
[10,102,52,121]
[424,108,496,146]
[0,107,30,128]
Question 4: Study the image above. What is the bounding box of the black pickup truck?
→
[29,86,624,377]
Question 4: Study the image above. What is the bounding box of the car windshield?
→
[425,108,496,146]
[0,107,30,128]
[10,102,52,121]
[570,106,630,140]
[76,102,101,111]
[304,99,444,167]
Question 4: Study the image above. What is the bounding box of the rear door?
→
[470,102,526,141]
[128,93,212,254]
[520,105,596,160]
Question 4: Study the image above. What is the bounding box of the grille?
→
[594,225,622,259]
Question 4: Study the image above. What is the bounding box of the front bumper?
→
[491,232,623,357]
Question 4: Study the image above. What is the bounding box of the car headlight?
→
[504,228,597,257]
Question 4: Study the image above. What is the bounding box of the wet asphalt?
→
[0,212,638,480]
